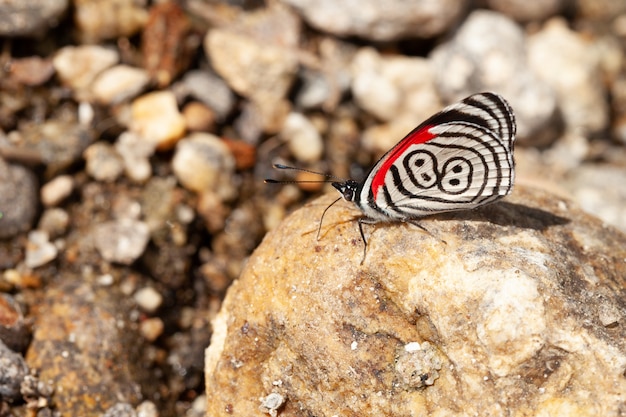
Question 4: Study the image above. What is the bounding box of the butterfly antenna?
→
[316,197,342,240]
[265,163,346,184]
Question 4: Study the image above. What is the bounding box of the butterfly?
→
[268,92,516,262]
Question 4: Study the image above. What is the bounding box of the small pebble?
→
[181,70,236,121]
[259,393,285,417]
[281,112,324,163]
[93,219,150,265]
[102,402,137,417]
[78,101,95,126]
[139,317,164,342]
[96,274,115,287]
[175,204,195,225]
[0,339,28,401]
[91,65,150,105]
[182,101,216,132]
[1,269,41,290]
[130,91,187,151]
[74,0,148,43]
[134,287,163,313]
[221,138,257,171]
[40,175,74,207]
[294,171,324,193]
[188,395,207,417]
[296,68,333,110]
[0,160,38,239]
[111,195,142,222]
[0,0,68,37]
[0,293,30,352]
[136,400,158,417]
[172,133,236,200]
[53,45,119,97]
[25,230,58,269]
[84,142,125,183]
[8,56,55,86]
[38,208,70,238]
[114,132,155,183]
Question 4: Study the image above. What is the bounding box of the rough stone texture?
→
[0,159,38,239]
[205,186,626,416]
[0,339,28,401]
[281,0,467,41]
[1,119,95,177]
[25,280,145,415]
[0,0,68,37]
[93,219,151,265]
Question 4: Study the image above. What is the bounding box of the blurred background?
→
[0,0,625,415]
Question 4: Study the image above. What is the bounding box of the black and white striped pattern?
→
[332,92,516,222]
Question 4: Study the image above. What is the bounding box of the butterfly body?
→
[332,92,516,223]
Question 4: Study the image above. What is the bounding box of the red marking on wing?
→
[371,125,436,199]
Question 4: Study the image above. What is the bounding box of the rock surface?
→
[205,186,626,416]
[281,0,467,41]
[0,0,68,36]
[25,280,146,416]
[0,159,38,239]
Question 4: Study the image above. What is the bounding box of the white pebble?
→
[139,317,164,341]
[115,131,155,183]
[93,219,150,265]
[134,287,163,313]
[53,45,119,97]
[130,91,186,150]
[281,112,324,163]
[136,400,158,417]
[172,133,236,200]
[84,142,124,182]
[25,230,58,268]
[41,175,74,207]
[92,65,150,105]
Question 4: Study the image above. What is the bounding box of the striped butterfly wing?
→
[360,92,516,220]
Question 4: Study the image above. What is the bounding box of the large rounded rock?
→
[205,185,626,416]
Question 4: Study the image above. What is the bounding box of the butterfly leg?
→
[357,218,368,264]
[357,217,381,265]
[406,220,447,245]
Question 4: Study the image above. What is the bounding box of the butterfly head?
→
[332,180,360,203]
